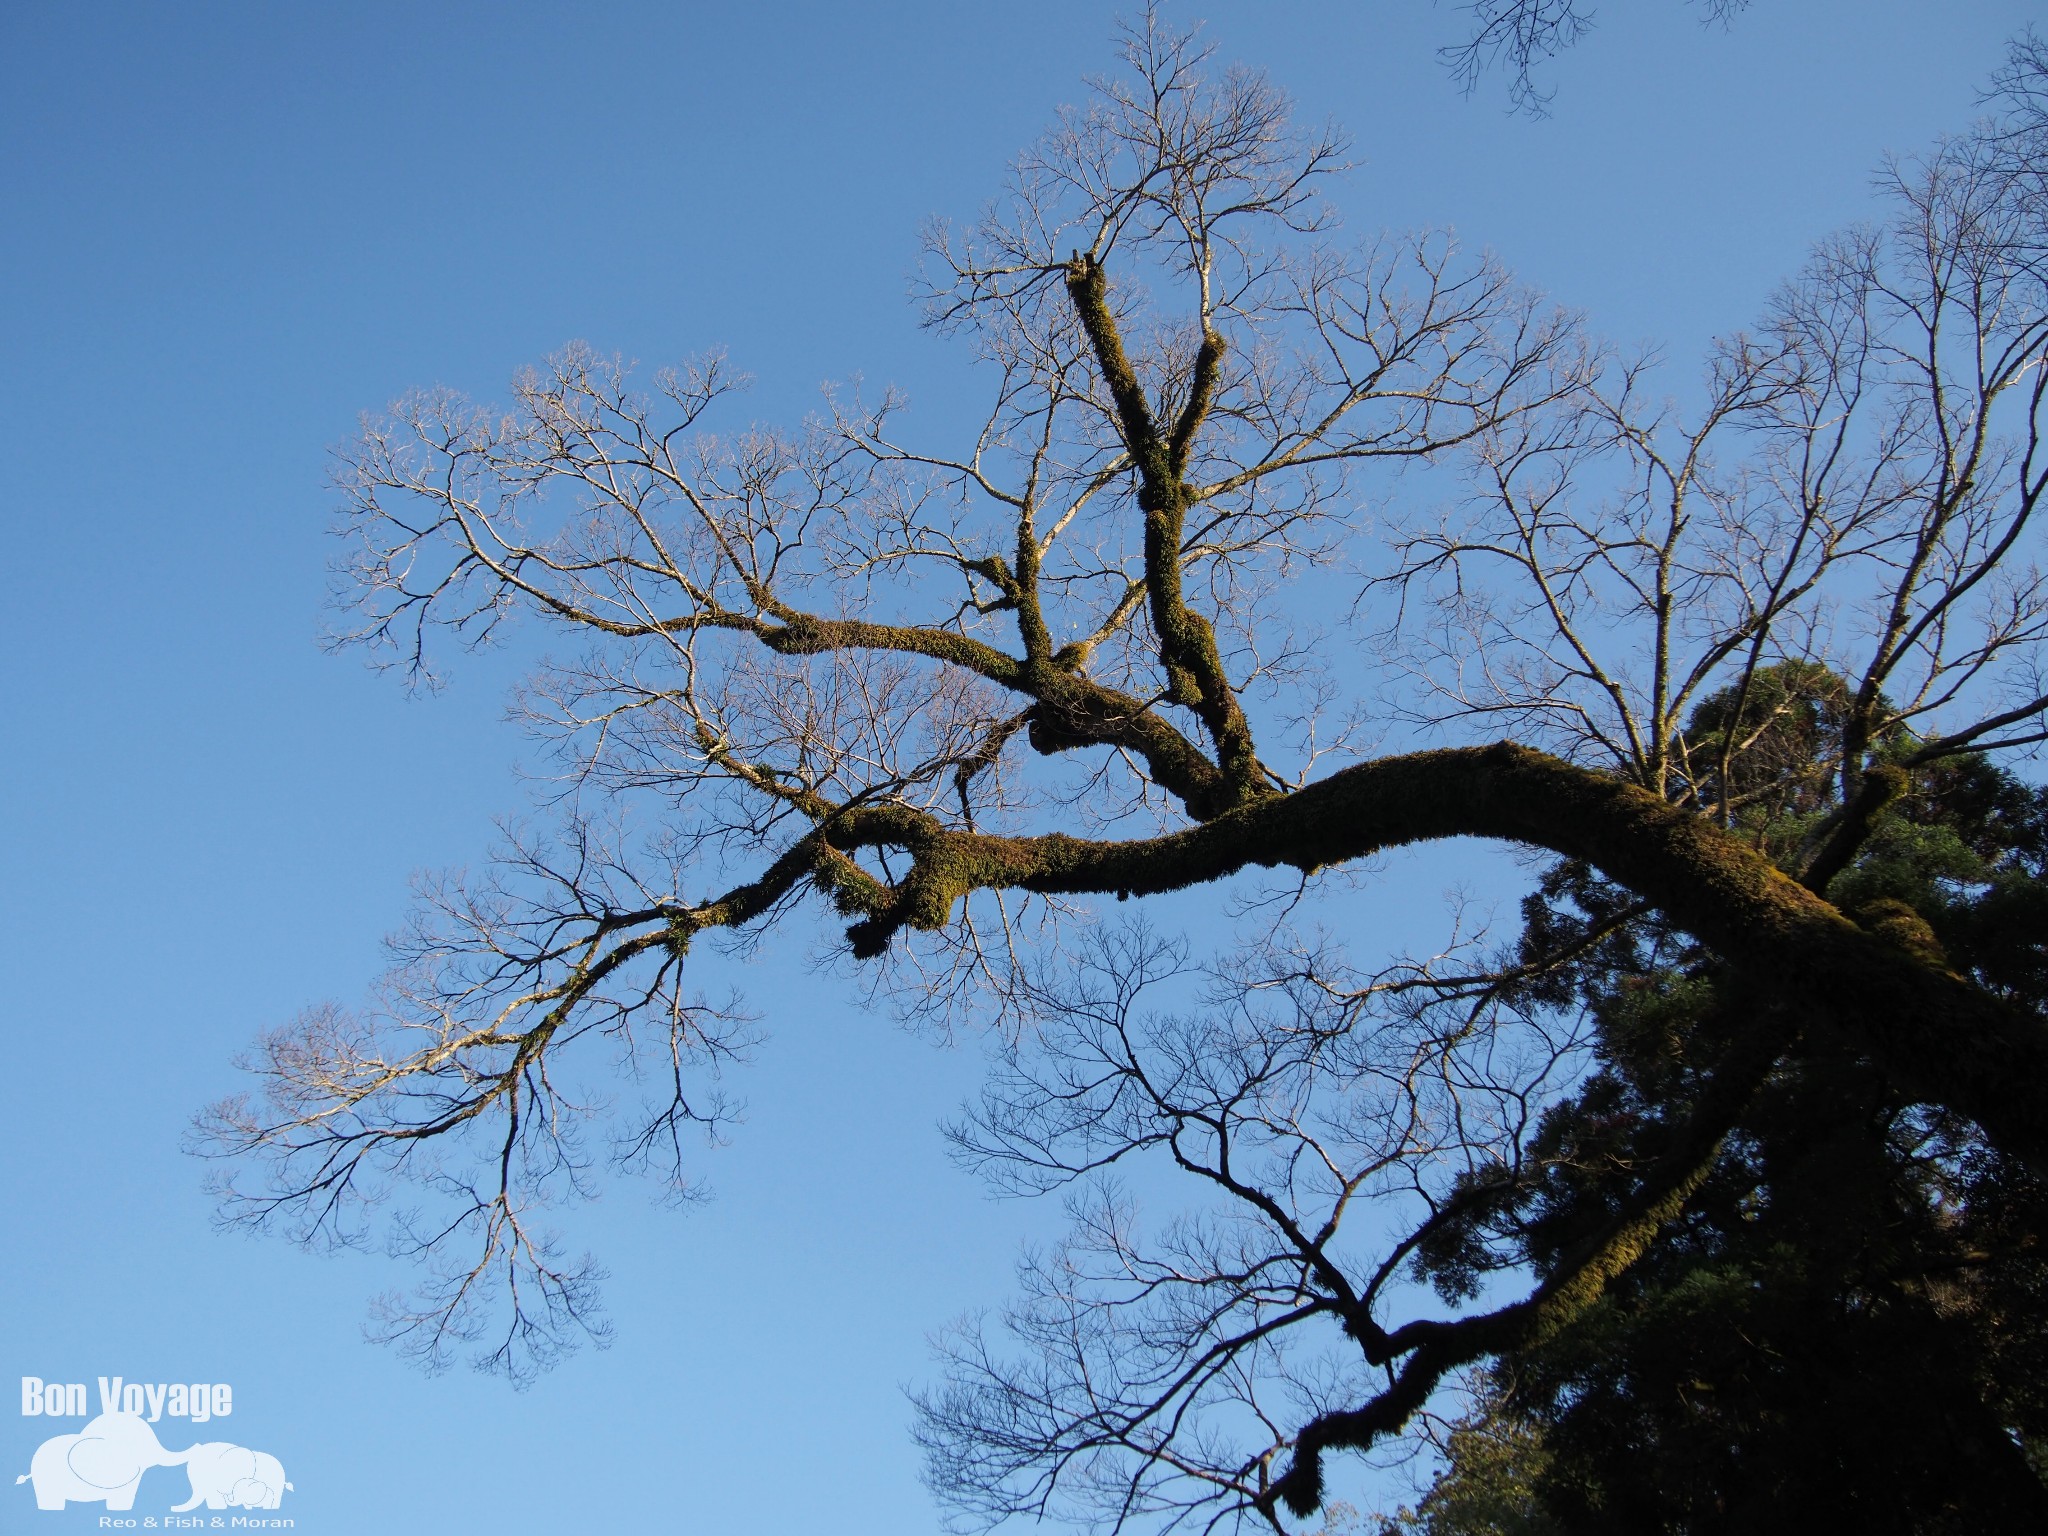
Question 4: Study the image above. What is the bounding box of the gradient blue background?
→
[1,2,2036,1529]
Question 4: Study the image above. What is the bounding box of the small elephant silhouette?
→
[14,1411,190,1511]
[172,1441,292,1511]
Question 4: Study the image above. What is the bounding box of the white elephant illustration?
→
[13,1411,191,1511]
[172,1441,292,1510]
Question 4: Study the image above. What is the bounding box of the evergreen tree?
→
[1407,669,2048,1532]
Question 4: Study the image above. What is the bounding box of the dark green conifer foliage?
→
[1405,670,2048,1533]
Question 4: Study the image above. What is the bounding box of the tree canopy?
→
[203,15,2048,1532]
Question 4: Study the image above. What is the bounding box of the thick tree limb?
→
[1799,760,1909,894]
[828,743,2048,1175]
[1065,254,1268,808]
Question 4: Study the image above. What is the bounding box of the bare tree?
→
[1388,62,2048,855]
[1441,0,1753,113]
[202,14,2048,1530]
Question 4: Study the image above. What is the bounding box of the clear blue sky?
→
[0,2,2036,1530]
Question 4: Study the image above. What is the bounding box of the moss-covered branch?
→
[1064,254,1268,808]
[727,597,1243,818]
[824,742,2048,1177]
